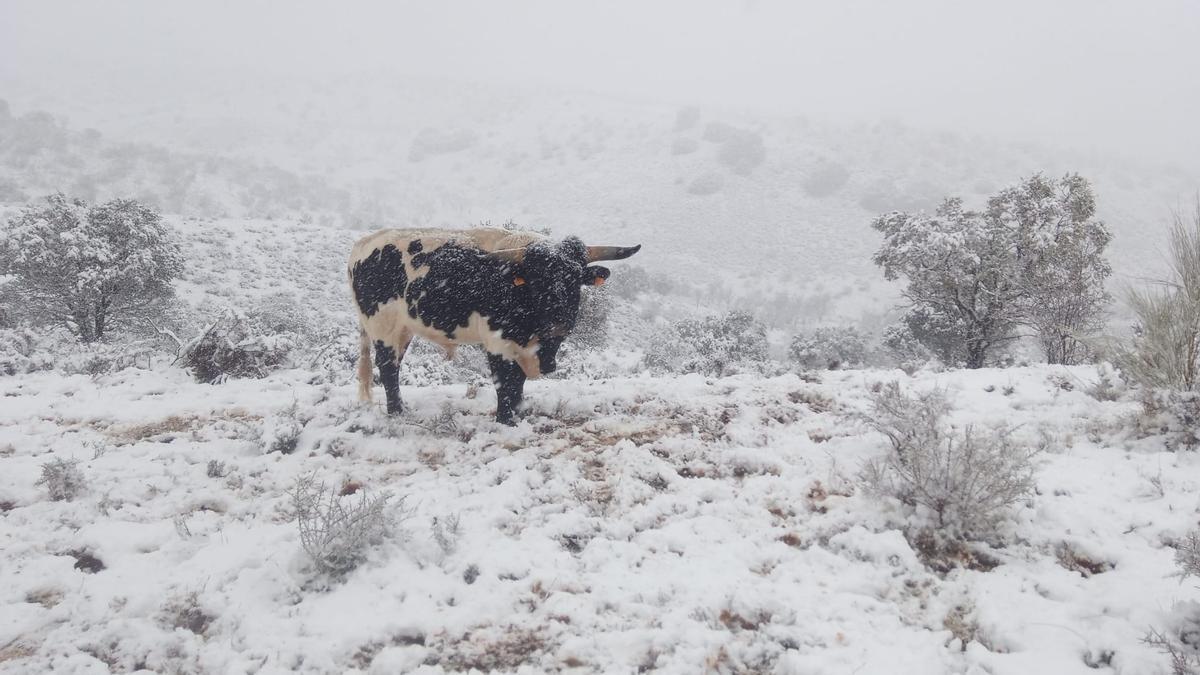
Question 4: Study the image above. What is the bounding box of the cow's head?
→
[487,236,640,376]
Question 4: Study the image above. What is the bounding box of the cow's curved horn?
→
[486,247,526,264]
[586,244,642,263]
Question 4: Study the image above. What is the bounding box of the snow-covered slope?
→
[0,362,1195,673]
[3,76,1194,287]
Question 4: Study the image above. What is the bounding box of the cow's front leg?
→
[375,340,403,415]
[487,352,526,425]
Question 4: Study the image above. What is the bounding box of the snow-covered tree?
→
[872,198,1025,368]
[988,174,1111,364]
[872,174,1112,368]
[0,194,183,342]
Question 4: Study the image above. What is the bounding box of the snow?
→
[2,362,1196,673]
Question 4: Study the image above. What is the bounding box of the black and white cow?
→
[348,227,640,424]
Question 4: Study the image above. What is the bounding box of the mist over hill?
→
[2,76,1196,325]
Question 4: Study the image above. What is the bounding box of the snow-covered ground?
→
[2,361,1196,674]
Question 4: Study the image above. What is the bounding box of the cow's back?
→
[348,227,543,270]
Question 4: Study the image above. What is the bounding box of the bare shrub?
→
[205,460,227,478]
[1176,529,1200,580]
[861,382,1037,537]
[291,473,398,575]
[431,514,461,557]
[1144,627,1200,675]
[36,457,86,501]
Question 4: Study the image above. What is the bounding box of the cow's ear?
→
[581,265,611,287]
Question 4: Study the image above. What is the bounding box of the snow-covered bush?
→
[645,311,769,376]
[0,324,157,376]
[291,473,398,576]
[398,341,489,387]
[0,194,183,342]
[789,326,869,370]
[702,122,766,176]
[801,161,850,198]
[1143,530,1200,674]
[881,322,935,372]
[408,127,477,161]
[673,106,700,132]
[1112,201,1200,447]
[0,325,57,375]
[566,285,611,352]
[36,457,86,502]
[872,174,1111,367]
[1177,529,1200,580]
[181,310,294,383]
[1135,389,1200,450]
[1114,201,1200,391]
[671,137,699,155]
[687,172,723,196]
[262,403,304,455]
[862,382,1037,537]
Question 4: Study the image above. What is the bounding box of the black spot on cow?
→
[351,244,407,317]
[403,242,532,342]
[407,240,423,254]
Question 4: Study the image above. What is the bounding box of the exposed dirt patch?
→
[107,409,259,444]
[425,626,550,672]
[25,587,64,608]
[1055,543,1113,577]
[909,530,1000,575]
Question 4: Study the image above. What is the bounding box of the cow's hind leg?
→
[487,353,526,426]
[375,335,411,415]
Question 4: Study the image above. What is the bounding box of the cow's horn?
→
[586,244,642,263]
[486,247,526,264]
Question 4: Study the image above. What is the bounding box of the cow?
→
[348,227,640,424]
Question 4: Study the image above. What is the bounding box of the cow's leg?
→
[487,352,526,425]
[374,335,411,415]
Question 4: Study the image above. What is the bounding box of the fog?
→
[2,0,1198,168]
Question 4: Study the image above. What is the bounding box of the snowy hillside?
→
[3,355,1198,673]
[0,212,1197,674]
[2,76,1194,289]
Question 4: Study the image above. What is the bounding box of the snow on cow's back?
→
[348,226,547,270]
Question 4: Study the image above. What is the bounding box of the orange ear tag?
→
[513,277,526,286]
[593,277,606,286]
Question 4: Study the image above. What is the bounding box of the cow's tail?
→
[356,328,373,402]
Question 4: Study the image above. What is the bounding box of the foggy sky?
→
[2,0,1198,167]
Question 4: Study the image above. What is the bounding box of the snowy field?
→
[2,360,1196,674]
